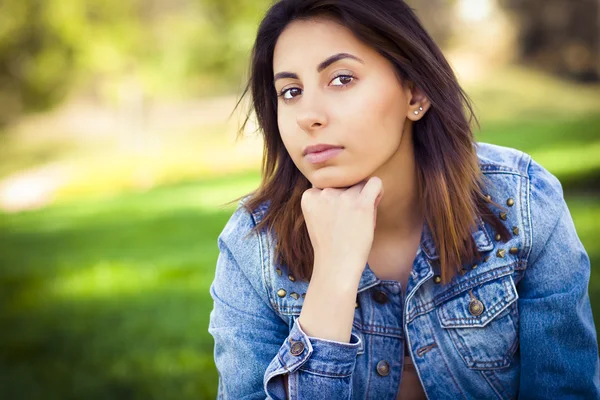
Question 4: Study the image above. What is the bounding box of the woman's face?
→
[273,17,416,189]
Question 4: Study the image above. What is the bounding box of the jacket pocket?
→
[436,273,519,370]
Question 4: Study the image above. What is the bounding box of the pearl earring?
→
[413,106,424,115]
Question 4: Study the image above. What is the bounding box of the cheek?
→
[277,125,306,169]
[334,85,406,153]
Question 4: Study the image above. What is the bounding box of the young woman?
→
[208,0,600,398]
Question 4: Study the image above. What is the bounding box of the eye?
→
[278,87,302,101]
[330,74,355,86]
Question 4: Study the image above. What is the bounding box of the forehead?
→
[273,18,373,72]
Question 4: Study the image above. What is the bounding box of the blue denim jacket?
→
[208,142,600,399]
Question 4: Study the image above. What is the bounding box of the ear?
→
[405,83,431,121]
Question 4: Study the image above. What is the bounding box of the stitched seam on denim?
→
[307,339,361,350]
[297,365,354,378]
[411,298,435,313]
[476,214,494,248]
[445,307,519,368]
[407,304,435,323]
[354,330,365,354]
[365,325,374,397]
[433,264,515,305]
[357,280,381,294]
[526,159,566,268]
[481,169,526,178]
[481,369,506,399]
[500,297,520,364]
[361,324,403,332]
[407,267,517,323]
[440,277,516,325]
[405,270,434,324]
[277,351,306,374]
[425,315,468,399]
[447,322,472,366]
[522,155,533,268]
[360,330,403,339]
[289,370,298,400]
[480,164,526,177]
[250,204,279,315]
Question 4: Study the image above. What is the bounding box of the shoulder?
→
[216,195,275,303]
[475,141,566,263]
[219,195,310,319]
[475,142,530,177]
[475,141,563,201]
[219,195,267,241]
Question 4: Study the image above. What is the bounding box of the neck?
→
[371,123,424,240]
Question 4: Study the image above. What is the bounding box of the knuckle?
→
[301,190,312,205]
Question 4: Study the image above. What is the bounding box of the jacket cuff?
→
[264,316,361,396]
[293,316,361,376]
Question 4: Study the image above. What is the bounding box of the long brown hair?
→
[232,0,510,285]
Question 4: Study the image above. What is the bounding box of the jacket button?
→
[372,290,388,304]
[433,275,441,284]
[376,360,390,376]
[506,198,515,207]
[469,299,484,316]
[509,247,519,255]
[494,233,502,241]
[290,341,305,356]
[277,289,287,298]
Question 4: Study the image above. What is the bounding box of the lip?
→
[304,147,344,164]
[303,144,344,156]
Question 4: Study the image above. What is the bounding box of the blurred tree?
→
[0,0,77,125]
[500,0,600,81]
[0,0,150,127]
[405,0,456,47]
[0,0,276,127]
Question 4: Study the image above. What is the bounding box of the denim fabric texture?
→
[208,142,600,399]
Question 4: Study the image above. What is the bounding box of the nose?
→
[296,94,328,133]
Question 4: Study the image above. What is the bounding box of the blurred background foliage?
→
[0,0,275,125]
[0,0,599,399]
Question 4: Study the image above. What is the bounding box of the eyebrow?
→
[273,52,364,83]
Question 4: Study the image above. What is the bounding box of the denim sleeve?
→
[517,159,600,398]
[208,204,361,399]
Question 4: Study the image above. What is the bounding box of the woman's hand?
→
[301,176,384,283]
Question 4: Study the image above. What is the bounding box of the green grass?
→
[0,171,260,400]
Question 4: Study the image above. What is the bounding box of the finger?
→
[374,207,378,228]
[374,183,384,208]
[344,179,368,196]
[360,176,383,205]
[374,192,383,208]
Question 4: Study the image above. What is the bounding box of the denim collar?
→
[356,215,494,293]
[419,215,494,261]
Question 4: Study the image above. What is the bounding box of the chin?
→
[308,168,366,189]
